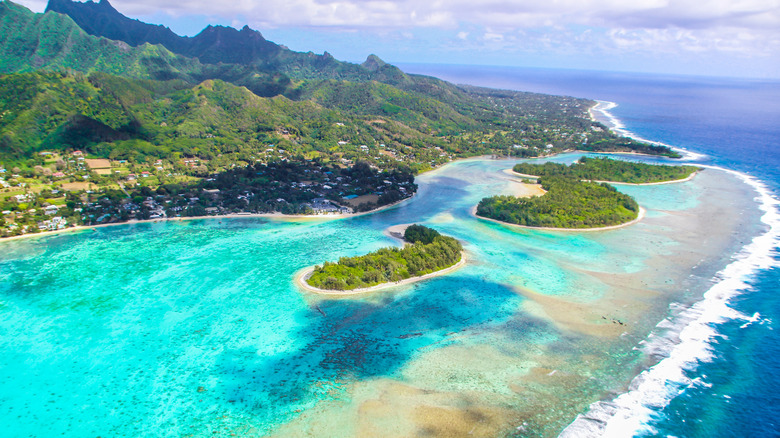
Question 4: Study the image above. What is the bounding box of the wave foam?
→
[560,169,780,437]
[589,101,707,162]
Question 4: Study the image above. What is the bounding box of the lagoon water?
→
[399,64,780,436]
[2,67,779,437]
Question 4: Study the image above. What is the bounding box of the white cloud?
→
[483,31,504,42]
[29,0,776,31]
[101,1,779,56]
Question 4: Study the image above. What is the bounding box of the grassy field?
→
[343,194,379,207]
[85,159,111,169]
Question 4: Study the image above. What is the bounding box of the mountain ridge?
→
[0,0,202,81]
[44,0,409,83]
[46,0,284,65]
[0,1,681,164]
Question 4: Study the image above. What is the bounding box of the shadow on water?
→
[213,274,524,422]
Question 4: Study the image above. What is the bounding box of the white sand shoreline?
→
[296,223,468,295]
[0,195,415,243]
[382,223,414,244]
[295,251,468,296]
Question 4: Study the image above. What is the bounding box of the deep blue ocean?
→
[399,63,780,437]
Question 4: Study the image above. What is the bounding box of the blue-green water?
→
[0,156,766,437]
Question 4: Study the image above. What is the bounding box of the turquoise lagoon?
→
[0,155,765,437]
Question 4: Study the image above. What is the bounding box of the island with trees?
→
[478,158,699,229]
[300,224,464,292]
[513,156,699,184]
[476,177,640,229]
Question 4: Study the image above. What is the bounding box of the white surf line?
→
[559,166,780,437]
[590,100,707,162]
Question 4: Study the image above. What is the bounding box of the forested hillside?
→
[0,0,680,237]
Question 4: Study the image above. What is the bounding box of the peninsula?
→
[299,224,464,293]
[476,158,698,229]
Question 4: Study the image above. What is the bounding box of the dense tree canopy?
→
[513,157,698,184]
[476,176,639,229]
[306,225,462,290]
[403,224,441,244]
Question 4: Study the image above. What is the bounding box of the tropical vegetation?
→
[0,0,683,237]
[513,156,699,183]
[476,176,640,228]
[403,224,441,244]
[306,225,462,290]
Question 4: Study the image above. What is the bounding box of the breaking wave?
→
[560,163,780,437]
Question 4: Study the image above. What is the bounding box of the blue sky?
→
[18,0,780,79]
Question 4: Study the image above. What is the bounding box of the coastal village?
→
[0,148,416,237]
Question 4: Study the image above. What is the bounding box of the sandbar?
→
[500,169,547,197]
[383,223,414,243]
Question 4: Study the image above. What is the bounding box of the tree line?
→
[476,176,639,229]
[513,156,698,184]
[306,225,462,291]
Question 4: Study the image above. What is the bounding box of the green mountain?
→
[0,1,678,168]
[45,0,282,65]
[0,71,455,166]
[0,0,442,99]
[0,1,306,97]
[45,0,410,82]
[0,1,200,81]
[0,1,682,237]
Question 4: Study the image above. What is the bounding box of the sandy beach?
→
[295,252,467,295]
[503,168,541,180]
[382,223,414,243]
[0,195,415,243]
[295,224,468,296]
[500,168,547,197]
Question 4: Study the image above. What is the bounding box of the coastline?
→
[2,102,698,246]
[383,223,414,244]
[598,170,698,186]
[471,204,646,232]
[588,100,706,161]
[561,168,778,437]
[2,150,689,245]
[295,251,468,295]
[0,194,415,244]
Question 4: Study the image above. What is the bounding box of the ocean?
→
[1,66,778,437]
[399,63,780,436]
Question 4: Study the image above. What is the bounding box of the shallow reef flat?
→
[0,156,764,437]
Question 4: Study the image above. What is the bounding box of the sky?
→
[16,0,780,79]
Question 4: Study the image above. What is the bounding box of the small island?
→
[299,224,464,293]
[476,158,698,230]
[477,177,640,229]
[513,156,699,184]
